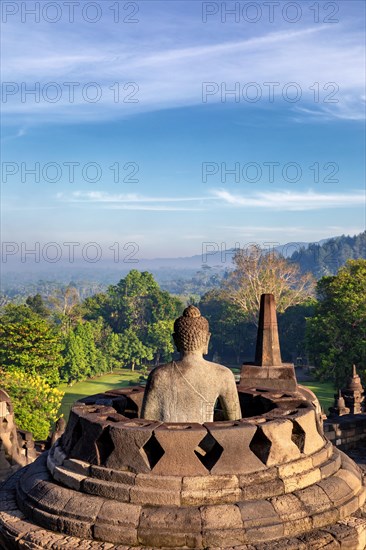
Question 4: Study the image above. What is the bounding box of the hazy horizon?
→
[1,1,365,261]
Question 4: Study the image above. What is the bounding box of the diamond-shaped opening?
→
[95,427,115,465]
[249,427,272,464]
[194,432,223,471]
[140,433,165,470]
[67,418,83,454]
[291,421,305,452]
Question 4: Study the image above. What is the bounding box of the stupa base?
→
[1,387,365,550]
[0,466,365,550]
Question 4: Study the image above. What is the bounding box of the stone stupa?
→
[0,296,365,549]
[0,389,36,483]
[343,365,365,415]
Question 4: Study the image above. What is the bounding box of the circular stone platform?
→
[1,386,366,549]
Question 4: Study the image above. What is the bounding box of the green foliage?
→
[61,330,88,384]
[147,320,175,364]
[199,290,256,363]
[0,369,64,440]
[306,259,366,386]
[61,319,113,383]
[84,271,180,327]
[278,299,317,363]
[0,304,64,386]
[59,271,182,381]
[75,322,98,375]
[291,232,366,278]
[161,267,223,296]
[25,293,50,318]
[83,270,183,367]
[119,328,153,370]
[104,332,123,372]
[200,291,317,365]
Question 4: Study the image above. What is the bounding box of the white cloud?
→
[69,191,207,203]
[57,191,207,211]
[56,188,365,213]
[212,189,365,211]
[2,15,364,123]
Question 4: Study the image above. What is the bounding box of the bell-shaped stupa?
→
[0,296,365,549]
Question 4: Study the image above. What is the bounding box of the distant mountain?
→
[1,233,364,297]
[136,238,331,271]
[290,231,366,278]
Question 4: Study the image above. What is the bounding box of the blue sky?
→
[1,0,365,261]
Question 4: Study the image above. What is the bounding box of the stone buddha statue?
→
[141,305,241,423]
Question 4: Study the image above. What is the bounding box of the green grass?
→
[302,380,335,412]
[58,371,336,420]
[58,369,141,420]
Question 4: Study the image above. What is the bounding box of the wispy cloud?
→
[212,189,365,211]
[56,188,365,213]
[68,191,207,203]
[1,126,27,142]
[2,14,364,124]
[57,191,207,211]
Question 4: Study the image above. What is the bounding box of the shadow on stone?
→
[194,432,223,471]
[291,422,306,453]
[249,427,272,464]
[140,433,165,470]
[95,427,115,465]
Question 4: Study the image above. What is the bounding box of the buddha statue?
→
[141,305,241,423]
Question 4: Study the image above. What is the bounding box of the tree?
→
[48,285,81,333]
[0,369,64,440]
[147,320,175,365]
[291,231,366,278]
[48,285,80,316]
[25,294,49,318]
[83,270,183,343]
[119,328,153,370]
[0,304,64,386]
[104,332,122,372]
[306,259,366,387]
[75,322,98,376]
[199,290,256,364]
[222,246,315,324]
[278,299,316,363]
[61,331,88,384]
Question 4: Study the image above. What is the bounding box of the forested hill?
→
[290,231,366,279]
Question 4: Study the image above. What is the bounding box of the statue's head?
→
[173,305,210,355]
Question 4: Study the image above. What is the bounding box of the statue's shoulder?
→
[205,360,235,377]
[149,361,175,379]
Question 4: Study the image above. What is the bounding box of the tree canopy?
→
[0,369,64,440]
[306,259,366,386]
[222,247,315,324]
[82,270,183,368]
[0,304,64,386]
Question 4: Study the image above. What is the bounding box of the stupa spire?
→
[239,293,297,391]
[254,293,282,366]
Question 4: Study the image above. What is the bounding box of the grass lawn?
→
[58,369,336,420]
[302,380,335,413]
[58,369,141,420]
